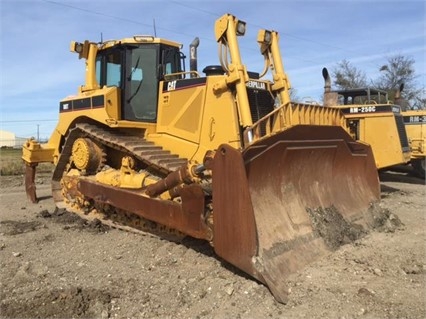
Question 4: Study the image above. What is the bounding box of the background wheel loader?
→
[321,69,413,172]
[22,14,381,303]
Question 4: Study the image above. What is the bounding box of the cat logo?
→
[167,81,177,91]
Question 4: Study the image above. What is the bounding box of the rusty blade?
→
[78,178,210,240]
[212,125,380,303]
[25,163,38,203]
[246,125,380,302]
[212,145,259,279]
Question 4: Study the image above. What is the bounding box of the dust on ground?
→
[0,169,425,319]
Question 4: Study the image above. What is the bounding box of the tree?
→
[332,59,367,89]
[289,87,301,102]
[413,93,426,109]
[373,54,423,108]
[332,54,425,109]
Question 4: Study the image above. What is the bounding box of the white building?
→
[0,130,27,148]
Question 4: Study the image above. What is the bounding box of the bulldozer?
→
[321,68,412,171]
[22,14,381,303]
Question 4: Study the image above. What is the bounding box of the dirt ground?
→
[0,168,425,319]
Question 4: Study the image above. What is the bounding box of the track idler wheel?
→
[71,138,103,173]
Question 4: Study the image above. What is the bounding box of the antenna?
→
[153,18,157,37]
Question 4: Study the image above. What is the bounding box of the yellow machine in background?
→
[22,14,381,303]
[402,110,426,178]
[393,84,426,178]
[321,69,411,171]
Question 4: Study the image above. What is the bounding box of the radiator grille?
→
[246,87,275,136]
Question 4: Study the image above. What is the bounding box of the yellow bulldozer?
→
[22,14,381,303]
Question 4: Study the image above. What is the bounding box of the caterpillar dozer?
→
[22,14,380,303]
[321,68,412,171]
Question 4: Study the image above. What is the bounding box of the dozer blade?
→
[212,125,380,303]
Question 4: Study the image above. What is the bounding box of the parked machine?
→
[401,110,426,178]
[395,84,426,178]
[22,14,380,303]
[321,68,411,170]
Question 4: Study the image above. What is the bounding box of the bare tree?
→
[413,92,426,109]
[332,59,367,89]
[331,55,424,109]
[373,54,422,108]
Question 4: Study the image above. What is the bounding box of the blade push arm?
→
[257,29,292,106]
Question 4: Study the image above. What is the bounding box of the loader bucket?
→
[212,125,380,303]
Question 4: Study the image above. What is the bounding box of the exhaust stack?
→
[189,37,200,78]
[322,68,338,107]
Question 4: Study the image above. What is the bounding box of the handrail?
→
[163,71,200,81]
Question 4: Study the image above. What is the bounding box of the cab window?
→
[96,50,122,87]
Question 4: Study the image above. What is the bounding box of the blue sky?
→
[1,0,425,139]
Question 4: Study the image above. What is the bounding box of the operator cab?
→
[334,88,389,105]
[95,36,185,122]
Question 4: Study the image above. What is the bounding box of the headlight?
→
[263,30,272,44]
[75,43,83,53]
[236,20,246,36]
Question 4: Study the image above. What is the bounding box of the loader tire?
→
[411,158,425,179]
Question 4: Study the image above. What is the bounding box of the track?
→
[49,122,193,238]
[52,123,188,202]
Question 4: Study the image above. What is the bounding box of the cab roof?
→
[100,35,182,50]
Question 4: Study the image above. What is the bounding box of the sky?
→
[1,0,425,139]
